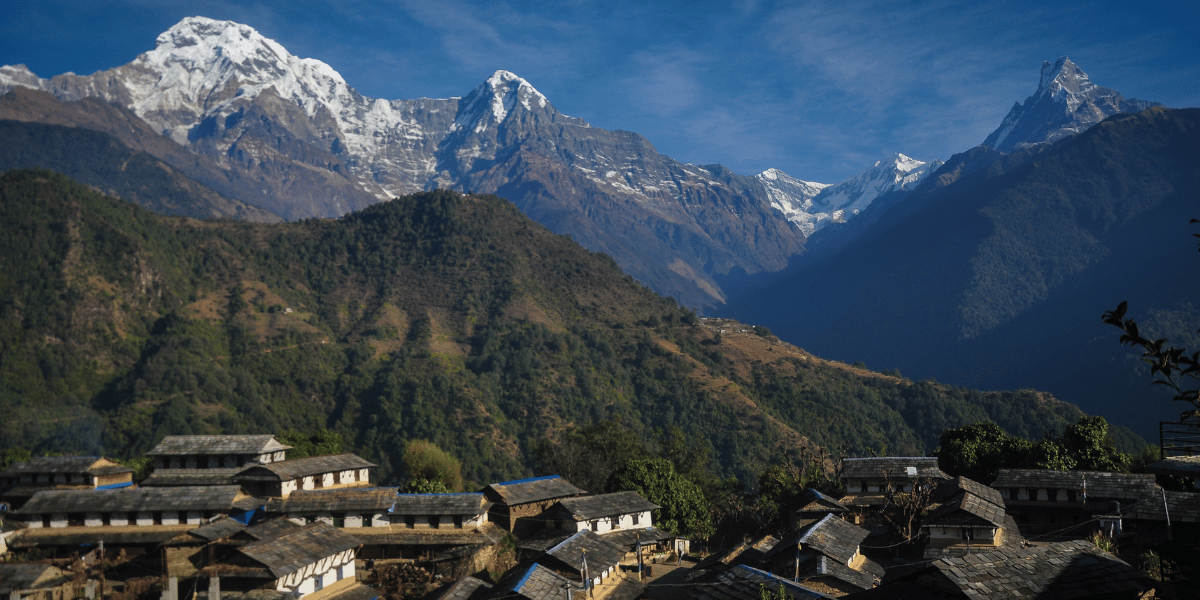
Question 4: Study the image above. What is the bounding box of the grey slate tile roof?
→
[140,468,244,487]
[1124,490,1200,523]
[990,469,1157,500]
[15,485,246,515]
[0,563,68,593]
[847,540,1151,600]
[691,535,780,577]
[351,523,504,547]
[796,488,848,514]
[237,522,361,578]
[598,526,675,549]
[147,435,290,456]
[0,456,132,477]
[766,514,869,566]
[547,491,659,521]
[694,565,831,600]
[540,529,625,575]
[841,457,948,481]
[10,527,193,548]
[268,488,400,514]
[244,517,304,540]
[796,555,880,591]
[482,475,585,506]
[187,517,248,541]
[934,477,1004,508]
[236,454,376,482]
[428,575,493,600]
[925,490,1009,529]
[492,563,583,600]
[391,493,488,516]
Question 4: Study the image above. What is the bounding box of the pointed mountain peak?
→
[983,57,1158,153]
[451,70,553,134]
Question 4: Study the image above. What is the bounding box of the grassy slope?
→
[0,169,1105,487]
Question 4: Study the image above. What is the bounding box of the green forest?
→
[0,169,1140,489]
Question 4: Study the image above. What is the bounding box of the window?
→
[430,515,441,529]
[405,515,415,528]
[591,521,598,532]
[632,513,640,525]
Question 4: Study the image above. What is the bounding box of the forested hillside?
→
[0,170,1129,487]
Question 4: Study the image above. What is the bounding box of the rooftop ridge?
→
[495,474,561,486]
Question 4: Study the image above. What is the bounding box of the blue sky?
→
[2,0,1197,183]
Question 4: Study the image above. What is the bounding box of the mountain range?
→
[0,17,1184,442]
[0,16,961,310]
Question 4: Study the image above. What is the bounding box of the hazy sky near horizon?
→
[2,0,1197,183]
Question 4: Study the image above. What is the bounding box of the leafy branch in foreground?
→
[1101,219,1200,421]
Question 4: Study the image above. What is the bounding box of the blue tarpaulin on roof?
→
[95,481,135,491]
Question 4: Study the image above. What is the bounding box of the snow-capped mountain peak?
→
[451,69,552,134]
[759,154,941,236]
[983,56,1158,153]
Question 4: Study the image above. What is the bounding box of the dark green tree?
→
[608,458,714,541]
[404,440,464,492]
[936,422,1033,483]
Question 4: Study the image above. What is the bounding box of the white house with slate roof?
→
[228,521,366,598]
[267,487,400,528]
[544,491,659,534]
[234,453,376,498]
[12,485,249,528]
[481,475,585,532]
[147,434,291,470]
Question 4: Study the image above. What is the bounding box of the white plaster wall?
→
[51,514,68,528]
[27,520,43,529]
[345,515,363,528]
[161,511,180,526]
[1017,488,1030,500]
[110,514,130,526]
[322,473,334,487]
[136,512,154,526]
[85,513,104,527]
[303,476,315,491]
[371,514,388,527]
[186,511,204,525]
[1036,489,1049,501]
[358,469,369,482]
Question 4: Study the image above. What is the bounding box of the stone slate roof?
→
[694,565,830,600]
[140,468,244,487]
[1124,490,1200,523]
[0,456,132,477]
[482,475,585,506]
[541,529,625,575]
[351,523,503,547]
[492,563,583,600]
[237,522,361,578]
[991,470,1157,500]
[147,435,290,456]
[15,485,245,515]
[934,477,1004,508]
[268,488,400,514]
[1143,455,1200,479]
[547,491,659,521]
[187,517,248,542]
[690,535,780,578]
[0,563,68,593]
[841,457,948,481]
[391,493,488,516]
[844,540,1151,600]
[925,490,1009,529]
[236,454,376,482]
[428,575,493,600]
[10,526,193,549]
[797,555,880,591]
[796,488,848,514]
[766,514,868,566]
[244,517,303,540]
[599,526,675,549]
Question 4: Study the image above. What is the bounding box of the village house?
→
[142,434,291,487]
[267,487,400,528]
[233,453,376,498]
[0,456,134,509]
[795,487,850,528]
[840,457,949,503]
[480,475,584,532]
[221,521,369,599]
[490,562,585,600]
[1117,489,1200,553]
[921,477,1020,558]
[6,485,257,562]
[687,535,780,582]
[839,539,1153,600]
[350,492,502,576]
[543,491,659,535]
[762,514,883,595]
[528,529,642,599]
[989,469,1158,536]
